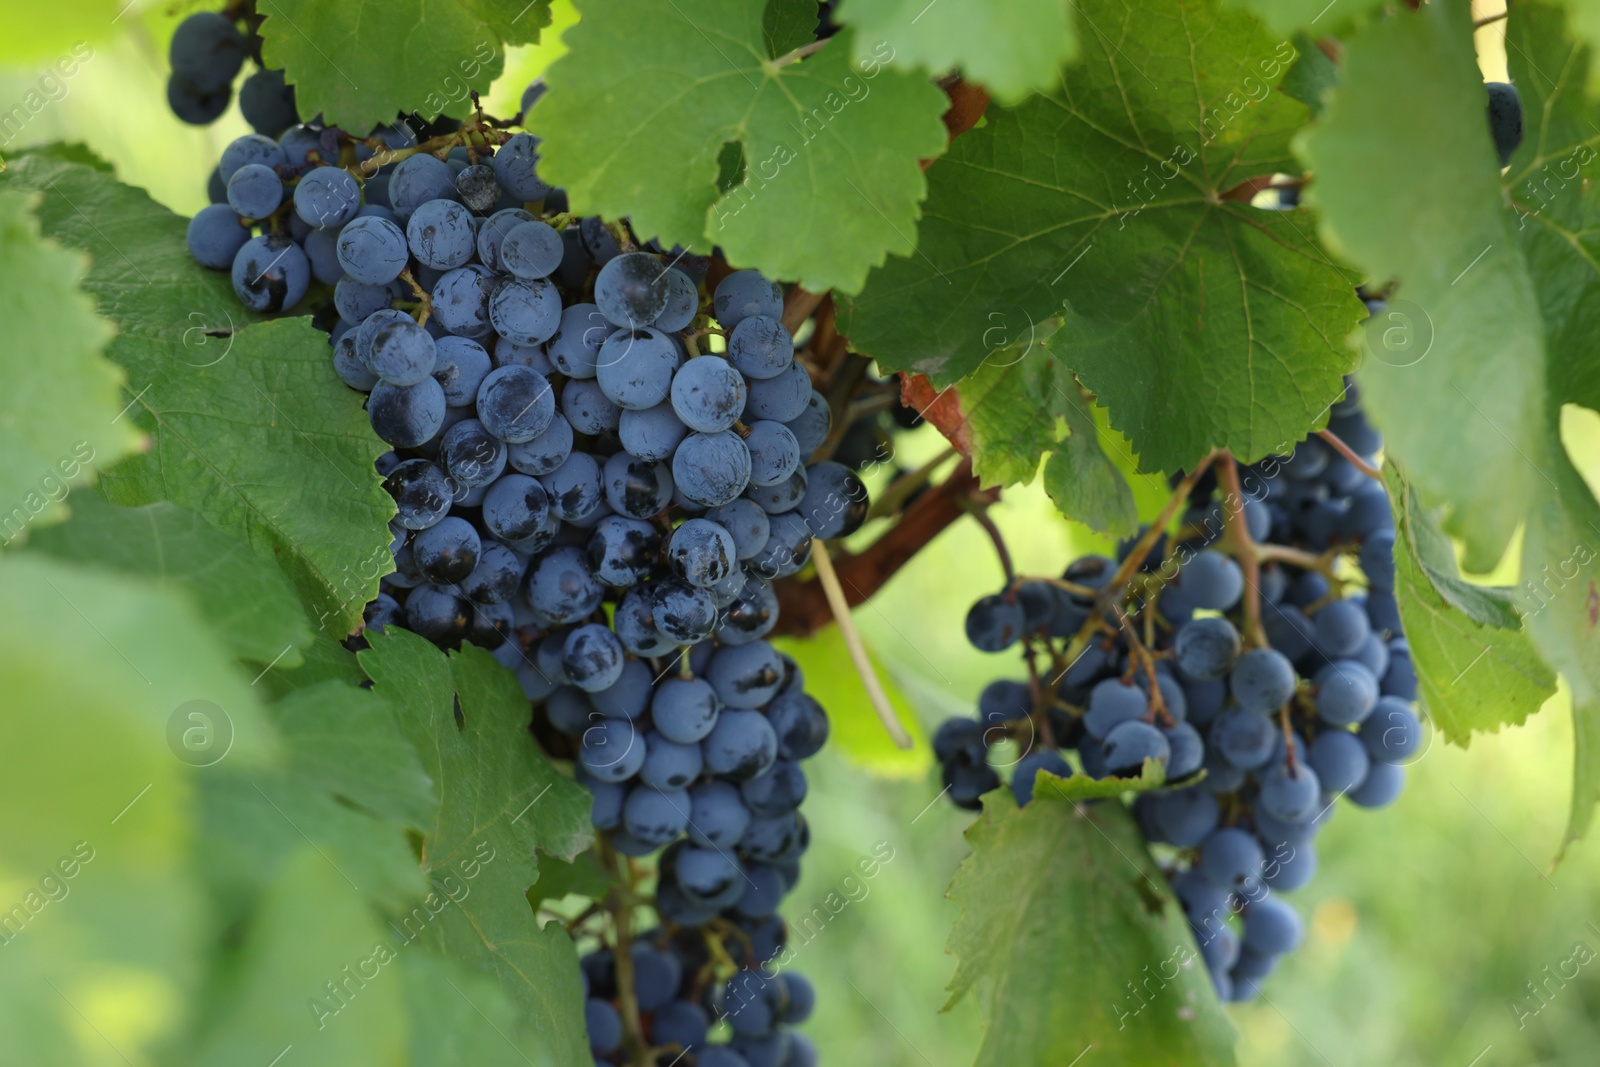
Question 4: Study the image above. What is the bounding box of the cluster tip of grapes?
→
[935,375,1418,1003]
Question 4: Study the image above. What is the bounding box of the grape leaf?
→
[1278,33,1338,116]
[29,497,312,669]
[256,0,525,132]
[193,848,408,1067]
[846,0,1362,474]
[400,951,562,1067]
[764,0,819,57]
[199,679,436,913]
[525,849,615,910]
[773,626,929,779]
[835,0,1076,102]
[1294,0,1546,571]
[1223,0,1382,36]
[1038,761,1167,799]
[0,554,269,1066]
[1384,464,1556,745]
[3,153,396,638]
[536,6,949,292]
[946,790,1235,1066]
[359,627,593,1065]
[0,188,138,543]
[1501,1,1600,853]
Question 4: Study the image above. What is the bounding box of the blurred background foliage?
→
[4,2,1599,1064]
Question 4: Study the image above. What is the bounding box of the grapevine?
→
[4,1,1599,1066]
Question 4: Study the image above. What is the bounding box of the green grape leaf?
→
[525,849,616,910]
[537,7,949,292]
[1384,464,1556,745]
[268,680,439,826]
[400,951,562,1067]
[193,848,408,1067]
[4,154,396,637]
[1295,0,1546,571]
[937,351,1138,534]
[946,790,1235,1066]
[1037,761,1167,799]
[0,554,269,1065]
[256,0,516,131]
[1501,1,1600,854]
[199,680,435,913]
[1223,0,1382,36]
[835,0,1076,102]
[29,497,312,668]
[763,0,819,57]
[773,626,929,779]
[1278,33,1338,116]
[0,187,138,542]
[847,0,1362,473]
[359,627,593,1064]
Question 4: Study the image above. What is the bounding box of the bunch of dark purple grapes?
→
[933,381,1422,1003]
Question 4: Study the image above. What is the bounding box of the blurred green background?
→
[5,4,1599,1065]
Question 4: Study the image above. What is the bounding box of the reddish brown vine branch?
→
[1216,453,1266,648]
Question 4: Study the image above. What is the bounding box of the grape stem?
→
[781,286,827,334]
[1114,606,1175,727]
[770,37,831,69]
[966,503,1015,586]
[1021,638,1057,750]
[1316,428,1383,481]
[1217,452,1268,648]
[397,270,433,326]
[864,445,958,521]
[598,840,651,1065]
[810,540,914,749]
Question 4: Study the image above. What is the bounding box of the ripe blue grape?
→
[231,234,309,312]
[431,265,496,337]
[500,220,564,279]
[405,197,477,269]
[1359,696,1423,762]
[727,315,795,380]
[1101,719,1169,774]
[715,269,783,328]
[543,451,605,521]
[562,378,622,435]
[169,12,245,93]
[562,623,625,692]
[488,277,563,346]
[294,166,360,229]
[388,154,459,220]
[337,215,410,285]
[1308,728,1370,795]
[597,328,679,410]
[671,355,748,433]
[653,267,699,332]
[186,203,250,270]
[1085,678,1147,739]
[965,593,1024,653]
[476,365,555,443]
[744,361,811,423]
[608,408,682,468]
[796,461,867,539]
[482,474,551,541]
[430,336,492,406]
[1011,749,1072,806]
[673,431,752,507]
[412,516,481,584]
[384,459,453,530]
[1173,616,1240,679]
[596,251,671,328]
[651,579,718,644]
[1258,760,1321,822]
[368,376,447,448]
[667,518,736,589]
[1313,660,1379,725]
[586,515,659,587]
[492,132,551,200]
[525,546,603,625]
[367,316,436,386]
[1230,647,1297,714]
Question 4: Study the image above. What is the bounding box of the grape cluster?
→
[274,104,857,1060]
[933,381,1420,1003]
[166,7,298,131]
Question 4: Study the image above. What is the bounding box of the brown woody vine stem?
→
[1217,453,1266,649]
